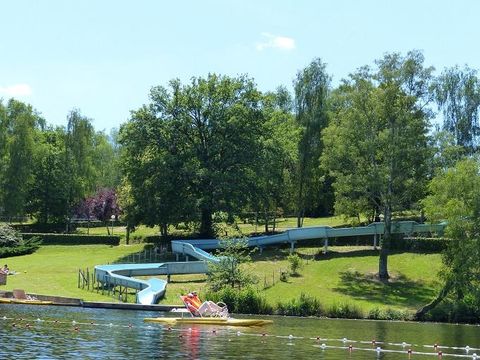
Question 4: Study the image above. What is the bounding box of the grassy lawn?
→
[0,244,145,302]
[251,246,442,312]
[0,242,442,313]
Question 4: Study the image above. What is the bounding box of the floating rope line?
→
[1,315,479,358]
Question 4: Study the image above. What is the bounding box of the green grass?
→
[251,246,441,312]
[1,215,439,312]
[0,244,145,302]
[0,243,442,313]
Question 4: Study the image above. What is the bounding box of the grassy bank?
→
[0,242,442,316]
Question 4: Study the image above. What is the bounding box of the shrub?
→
[287,253,303,275]
[22,233,120,246]
[204,287,273,314]
[367,307,412,321]
[326,302,363,319]
[207,238,257,291]
[276,293,323,317]
[11,223,68,233]
[0,224,22,247]
[0,224,41,258]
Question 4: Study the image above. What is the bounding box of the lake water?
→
[1,304,480,359]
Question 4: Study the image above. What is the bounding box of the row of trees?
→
[0,102,120,225]
[2,50,480,291]
[119,51,480,280]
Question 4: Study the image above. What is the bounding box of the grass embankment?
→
[0,242,442,314]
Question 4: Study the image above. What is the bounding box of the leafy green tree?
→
[428,130,465,175]
[322,51,433,279]
[119,105,196,237]
[0,100,42,218]
[207,238,257,291]
[92,131,121,188]
[121,74,266,237]
[28,128,70,224]
[248,87,299,232]
[418,159,480,318]
[294,58,331,227]
[435,65,480,154]
[65,109,96,212]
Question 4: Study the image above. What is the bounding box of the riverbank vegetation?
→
[0,243,442,321]
[2,50,480,321]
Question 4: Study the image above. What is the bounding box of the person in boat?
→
[183,292,229,317]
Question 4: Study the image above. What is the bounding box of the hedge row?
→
[22,233,120,246]
[12,223,67,234]
[304,235,449,252]
[143,235,171,250]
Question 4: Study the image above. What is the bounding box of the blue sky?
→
[1,0,479,131]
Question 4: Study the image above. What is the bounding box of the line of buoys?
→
[2,315,480,358]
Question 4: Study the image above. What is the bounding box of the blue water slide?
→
[95,221,445,304]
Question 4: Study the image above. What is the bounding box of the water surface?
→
[1,304,480,359]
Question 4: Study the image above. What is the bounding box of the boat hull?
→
[0,298,53,305]
[144,317,273,327]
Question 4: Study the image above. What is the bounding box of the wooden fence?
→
[78,268,139,303]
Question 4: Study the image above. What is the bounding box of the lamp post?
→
[111,214,115,235]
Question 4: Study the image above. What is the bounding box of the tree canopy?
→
[322,51,433,279]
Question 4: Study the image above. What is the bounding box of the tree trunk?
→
[160,223,168,238]
[125,224,130,245]
[415,281,452,320]
[379,205,391,280]
[264,210,269,233]
[199,208,214,238]
[297,169,305,228]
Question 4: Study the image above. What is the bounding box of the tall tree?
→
[435,65,480,155]
[120,74,265,237]
[64,109,96,214]
[322,51,433,280]
[294,58,331,227]
[0,100,41,218]
[28,127,70,224]
[248,87,299,232]
[120,106,196,237]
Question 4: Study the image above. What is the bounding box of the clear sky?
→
[1,0,479,132]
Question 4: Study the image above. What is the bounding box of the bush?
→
[287,253,303,275]
[0,224,22,247]
[204,287,273,314]
[326,302,363,319]
[389,237,449,252]
[423,296,480,324]
[22,233,120,246]
[11,223,68,233]
[367,307,412,321]
[276,293,323,317]
[0,224,41,258]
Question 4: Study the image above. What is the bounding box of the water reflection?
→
[1,304,480,359]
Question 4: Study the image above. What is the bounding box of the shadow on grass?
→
[334,269,437,307]
[316,249,380,260]
[169,278,206,284]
